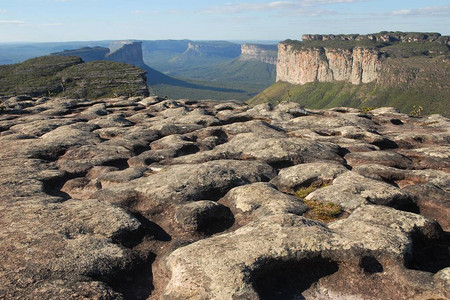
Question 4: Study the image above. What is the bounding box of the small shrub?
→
[295,182,329,199]
[361,106,378,114]
[410,105,423,117]
[420,120,439,126]
[303,199,342,222]
[295,186,317,199]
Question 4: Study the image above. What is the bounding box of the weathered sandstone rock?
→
[0,96,448,299]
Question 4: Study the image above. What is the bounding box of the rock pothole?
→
[250,257,339,300]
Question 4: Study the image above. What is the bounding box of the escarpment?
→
[239,44,278,65]
[252,31,449,116]
[276,31,449,86]
[277,44,380,85]
[106,41,148,68]
[183,41,241,58]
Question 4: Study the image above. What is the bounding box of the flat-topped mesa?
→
[239,44,278,65]
[276,42,381,85]
[184,41,241,58]
[277,31,450,86]
[106,41,147,68]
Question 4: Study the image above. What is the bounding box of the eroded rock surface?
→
[0,98,449,299]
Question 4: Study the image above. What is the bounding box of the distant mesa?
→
[52,41,147,68]
[239,44,278,65]
[106,41,148,68]
[183,41,241,58]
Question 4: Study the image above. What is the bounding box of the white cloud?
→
[392,5,450,16]
[0,9,6,14]
[200,0,360,15]
[0,20,25,25]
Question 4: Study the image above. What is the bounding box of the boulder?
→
[270,162,348,194]
[306,171,416,212]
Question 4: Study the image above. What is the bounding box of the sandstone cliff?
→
[276,32,449,86]
[183,41,241,58]
[106,41,147,68]
[276,44,380,85]
[239,44,278,65]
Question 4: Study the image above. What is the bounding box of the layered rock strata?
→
[0,97,449,299]
[276,32,449,86]
[239,44,278,65]
[276,43,381,85]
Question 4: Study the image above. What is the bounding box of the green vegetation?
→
[381,42,449,58]
[420,121,439,126]
[0,56,82,97]
[178,59,276,84]
[150,80,267,101]
[294,182,342,223]
[0,56,148,99]
[249,47,450,117]
[303,199,343,223]
[409,105,424,117]
[295,182,329,199]
[361,106,378,114]
[295,185,318,199]
[147,57,276,101]
[59,60,148,99]
[285,38,384,51]
[249,80,450,117]
[288,32,448,54]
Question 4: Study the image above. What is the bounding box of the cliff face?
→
[276,32,449,86]
[276,43,380,85]
[106,41,146,68]
[239,44,277,65]
[183,42,241,58]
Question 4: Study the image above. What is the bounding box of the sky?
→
[0,0,449,42]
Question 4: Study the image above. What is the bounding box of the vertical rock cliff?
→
[276,43,381,85]
[239,44,278,65]
[183,42,241,58]
[106,41,147,68]
[276,32,449,86]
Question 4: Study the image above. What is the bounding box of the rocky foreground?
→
[0,95,449,299]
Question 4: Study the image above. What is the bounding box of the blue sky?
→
[0,0,449,42]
